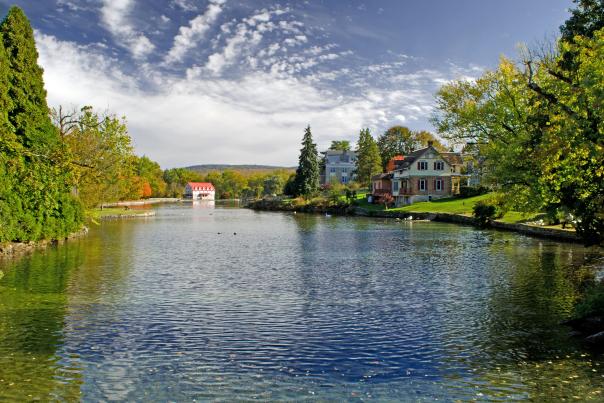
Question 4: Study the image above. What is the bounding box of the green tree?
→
[413,130,448,152]
[135,155,166,197]
[163,168,203,197]
[293,125,320,197]
[355,128,382,186]
[1,7,56,150]
[433,27,604,244]
[376,126,415,169]
[329,140,351,151]
[561,0,604,42]
[0,7,82,242]
[62,107,138,208]
[263,175,284,196]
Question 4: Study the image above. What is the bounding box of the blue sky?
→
[1,0,572,167]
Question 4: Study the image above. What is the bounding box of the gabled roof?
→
[187,182,215,190]
[392,146,464,171]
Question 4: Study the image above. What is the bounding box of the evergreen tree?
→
[355,128,382,186]
[0,7,82,242]
[294,125,320,197]
[1,6,56,149]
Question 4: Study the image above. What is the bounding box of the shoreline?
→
[99,210,156,220]
[0,226,89,259]
[247,200,582,243]
[101,198,181,207]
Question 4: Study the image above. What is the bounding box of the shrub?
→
[473,201,497,227]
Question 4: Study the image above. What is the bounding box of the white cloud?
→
[100,0,155,59]
[164,0,226,64]
[171,0,197,12]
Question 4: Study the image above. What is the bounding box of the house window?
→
[330,167,336,173]
[419,179,426,191]
[418,161,428,170]
[393,181,399,191]
[434,161,444,170]
[342,168,348,173]
[435,179,443,191]
[342,176,348,184]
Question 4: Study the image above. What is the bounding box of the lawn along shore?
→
[247,194,582,243]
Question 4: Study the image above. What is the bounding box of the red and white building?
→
[184,182,215,200]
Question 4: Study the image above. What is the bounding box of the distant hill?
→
[186,164,296,175]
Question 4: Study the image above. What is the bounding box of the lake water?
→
[1,204,603,401]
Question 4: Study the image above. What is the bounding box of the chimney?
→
[428,140,434,147]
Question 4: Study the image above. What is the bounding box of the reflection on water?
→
[0,206,603,401]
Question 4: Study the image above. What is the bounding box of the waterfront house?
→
[391,142,465,206]
[322,150,357,185]
[370,156,406,204]
[184,182,215,200]
[371,173,393,204]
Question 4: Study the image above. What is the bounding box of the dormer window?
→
[418,161,428,170]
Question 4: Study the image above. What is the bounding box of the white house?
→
[184,182,215,200]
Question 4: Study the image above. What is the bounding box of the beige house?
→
[391,142,465,206]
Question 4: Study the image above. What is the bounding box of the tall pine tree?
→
[0,7,82,242]
[355,128,382,186]
[294,125,320,197]
[1,7,56,150]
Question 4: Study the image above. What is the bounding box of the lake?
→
[1,203,603,401]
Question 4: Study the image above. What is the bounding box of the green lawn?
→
[358,194,564,227]
[388,194,491,215]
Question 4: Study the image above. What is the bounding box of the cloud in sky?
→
[27,0,567,168]
[100,0,155,59]
[164,0,225,64]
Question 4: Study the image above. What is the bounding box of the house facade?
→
[184,182,215,200]
[391,142,464,206]
[371,173,393,204]
[323,150,357,185]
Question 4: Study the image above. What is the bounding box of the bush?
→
[473,201,497,227]
[575,284,604,318]
[458,185,488,198]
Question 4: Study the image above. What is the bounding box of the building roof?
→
[371,173,392,181]
[324,149,356,156]
[187,182,215,190]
